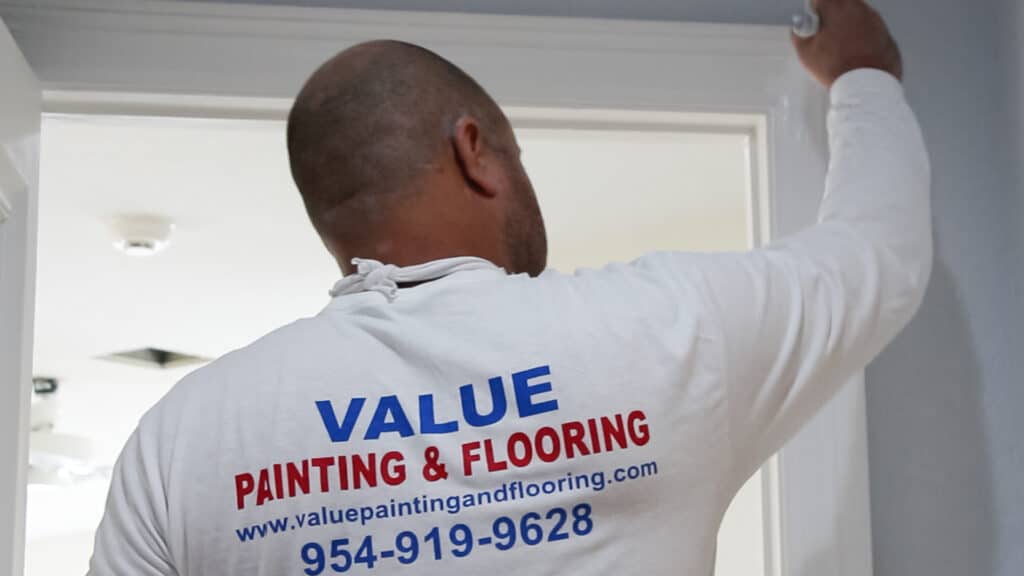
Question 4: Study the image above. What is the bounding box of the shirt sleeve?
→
[643,69,933,486]
[88,417,176,576]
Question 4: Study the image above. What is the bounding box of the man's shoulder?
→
[536,252,707,306]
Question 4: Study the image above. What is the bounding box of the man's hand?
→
[792,0,903,87]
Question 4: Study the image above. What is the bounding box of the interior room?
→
[1,1,1021,576]
[26,113,762,576]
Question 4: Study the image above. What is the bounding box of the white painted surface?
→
[0,177,11,223]
[0,3,871,576]
[0,16,40,576]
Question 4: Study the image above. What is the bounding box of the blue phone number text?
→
[300,503,594,573]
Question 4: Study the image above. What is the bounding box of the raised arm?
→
[682,0,932,484]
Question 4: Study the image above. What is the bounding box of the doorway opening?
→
[27,109,772,576]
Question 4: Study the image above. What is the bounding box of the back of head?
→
[287,40,510,245]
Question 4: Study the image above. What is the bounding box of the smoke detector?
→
[109,214,175,256]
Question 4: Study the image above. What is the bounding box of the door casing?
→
[0,16,40,576]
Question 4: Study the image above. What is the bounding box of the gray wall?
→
[159,0,1024,574]
[863,0,1021,574]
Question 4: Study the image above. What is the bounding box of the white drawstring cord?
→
[329,257,501,301]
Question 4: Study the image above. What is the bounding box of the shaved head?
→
[287,40,547,275]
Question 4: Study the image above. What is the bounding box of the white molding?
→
[42,90,294,121]
[0,16,40,576]
[0,183,11,224]
[0,3,871,576]
[0,0,790,105]
[0,148,26,225]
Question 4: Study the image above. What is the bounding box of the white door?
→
[0,17,40,576]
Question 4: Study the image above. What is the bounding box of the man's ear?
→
[451,115,502,199]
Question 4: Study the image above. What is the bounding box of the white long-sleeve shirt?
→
[88,69,932,576]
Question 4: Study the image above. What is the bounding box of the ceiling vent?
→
[99,347,209,370]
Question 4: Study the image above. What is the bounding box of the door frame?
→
[0,2,873,575]
[0,17,40,576]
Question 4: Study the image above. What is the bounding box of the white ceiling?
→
[34,115,340,462]
[27,111,750,574]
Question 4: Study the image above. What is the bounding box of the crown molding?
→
[0,0,790,103]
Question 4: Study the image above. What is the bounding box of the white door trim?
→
[0,162,14,223]
[0,16,40,576]
[0,2,872,576]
